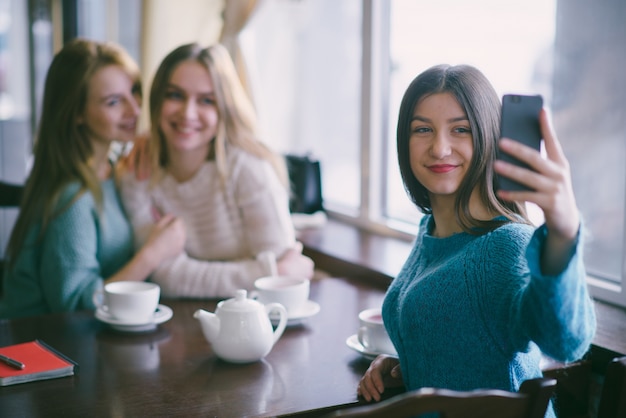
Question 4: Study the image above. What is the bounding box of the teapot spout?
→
[194,309,220,343]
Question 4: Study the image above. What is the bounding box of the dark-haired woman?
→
[357,64,595,418]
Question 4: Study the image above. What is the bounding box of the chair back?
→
[0,181,24,295]
[542,358,592,417]
[329,377,557,418]
[598,356,626,418]
[0,181,24,207]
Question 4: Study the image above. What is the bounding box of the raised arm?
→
[40,181,184,311]
[494,108,580,276]
[105,213,186,285]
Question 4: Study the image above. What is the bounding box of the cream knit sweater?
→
[119,147,296,298]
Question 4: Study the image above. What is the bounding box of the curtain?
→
[139,0,224,130]
[219,0,262,103]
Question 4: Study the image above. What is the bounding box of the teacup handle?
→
[265,303,288,344]
[92,287,106,311]
[358,326,370,349]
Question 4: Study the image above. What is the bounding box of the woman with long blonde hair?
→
[119,43,313,298]
[0,38,185,318]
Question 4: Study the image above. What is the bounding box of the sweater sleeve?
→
[117,173,158,251]
[118,154,292,299]
[151,250,276,299]
[39,186,103,311]
[232,154,296,256]
[515,223,596,361]
[478,223,595,363]
[151,156,293,299]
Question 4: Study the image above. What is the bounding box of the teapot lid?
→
[219,289,262,312]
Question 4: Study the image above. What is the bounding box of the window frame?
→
[323,0,417,242]
[324,0,626,307]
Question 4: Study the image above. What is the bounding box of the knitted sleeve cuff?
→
[526,219,584,281]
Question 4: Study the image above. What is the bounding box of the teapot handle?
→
[265,303,288,344]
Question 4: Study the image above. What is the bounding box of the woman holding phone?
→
[356,64,596,418]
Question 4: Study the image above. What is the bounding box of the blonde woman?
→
[119,43,313,298]
[0,39,185,318]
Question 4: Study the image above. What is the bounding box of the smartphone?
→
[496,94,543,191]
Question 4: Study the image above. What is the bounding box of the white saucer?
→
[346,334,398,360]
[95,304,173,332]
[270,300,320,326]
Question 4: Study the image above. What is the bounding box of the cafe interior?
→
[0,0,625,416]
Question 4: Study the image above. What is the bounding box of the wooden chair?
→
[543,359,593,418]
[542,354,626,418]
[597,356,626,418]
[327,378,557,418]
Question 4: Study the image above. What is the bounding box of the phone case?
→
[497,94,543,191]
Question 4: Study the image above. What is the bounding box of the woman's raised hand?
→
[142,214,186,268]
[116,133,152,181]
[277,241,314,279]
[495,108,580,274]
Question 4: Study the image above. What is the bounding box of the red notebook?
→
[0,340,78,386]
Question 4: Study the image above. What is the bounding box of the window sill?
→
[298,217,626,369]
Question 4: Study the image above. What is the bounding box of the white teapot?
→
[193,289,288,363]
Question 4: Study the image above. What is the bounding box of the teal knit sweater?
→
[383,215,596,417]
[0,179,133,318]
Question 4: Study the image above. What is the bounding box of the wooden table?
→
[0,277,388,417]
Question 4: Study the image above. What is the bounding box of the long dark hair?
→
[396,64,530,233]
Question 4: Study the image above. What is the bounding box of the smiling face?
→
[79,65,140,146]
[409,92,474,202]
[159,60,219,158]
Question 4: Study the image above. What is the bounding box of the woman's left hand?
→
[277,242,315,279]
[357,355,404,402]
[494,108,580,274]
[116,132,152,181]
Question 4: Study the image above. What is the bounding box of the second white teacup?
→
[358,308,397,355]
[95,281,160,323]
[253,276,310,316]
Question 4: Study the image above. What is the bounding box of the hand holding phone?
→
[496,94,543,191]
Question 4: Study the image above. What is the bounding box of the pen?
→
[0,353,25,370]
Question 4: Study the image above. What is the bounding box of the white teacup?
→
[253,276,310,316]
[94,281,160,323]
[358,308,396,355]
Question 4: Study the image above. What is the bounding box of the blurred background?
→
[0,0,624,306]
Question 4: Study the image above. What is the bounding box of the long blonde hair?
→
[6,38,141,265]
[148,42,288,186]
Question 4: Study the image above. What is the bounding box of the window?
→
[0,0,32,256]
[73,0,142,64]
[552,0,626,306]
[246,0,626,306]
[385,0,556,227]
[243,0,363,214]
